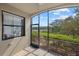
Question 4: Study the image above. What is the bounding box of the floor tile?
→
[25,47,36,52]
[14,47,61,56]
[33,49,47,56]
[14,50,29,56]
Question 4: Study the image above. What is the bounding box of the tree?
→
[49,19,63,33]
[61,13,79,36]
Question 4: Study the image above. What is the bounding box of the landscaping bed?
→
[32,32,79,55]
[49,38,79,56]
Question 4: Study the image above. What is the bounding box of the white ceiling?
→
[7,3,79,15]
[7,3,64,14]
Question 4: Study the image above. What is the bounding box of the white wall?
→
[0,4,31,56]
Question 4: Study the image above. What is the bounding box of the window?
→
[32,15,38,24]
[2,11,25,40]
[31,7,79,55]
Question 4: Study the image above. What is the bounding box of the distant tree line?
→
[49,8,79,36]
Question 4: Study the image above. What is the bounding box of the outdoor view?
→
[32,7,79,55]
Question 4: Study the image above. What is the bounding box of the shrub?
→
[40,32,79,44]
[32,31,79,44]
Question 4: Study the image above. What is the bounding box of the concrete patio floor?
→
[14,46,61,56]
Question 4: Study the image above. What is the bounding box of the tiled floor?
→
[14,46,61,56]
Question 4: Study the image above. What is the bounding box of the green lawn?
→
[32,31,79,44]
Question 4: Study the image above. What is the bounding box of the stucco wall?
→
[0,4,31,55]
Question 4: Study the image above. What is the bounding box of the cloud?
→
[57,15,69,19]
[55,8,70,12]
[50,8,70,16]
[50,15,69,21]
[53,12,60,15]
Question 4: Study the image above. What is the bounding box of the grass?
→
[32,31,79,44]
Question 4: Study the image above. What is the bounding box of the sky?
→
[32,7,77,27]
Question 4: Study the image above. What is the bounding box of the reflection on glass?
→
[3,26,14,39]
[3,11,24,40]
[3,12,14,25]
[14,16,23,25]
[13,27,21,37]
